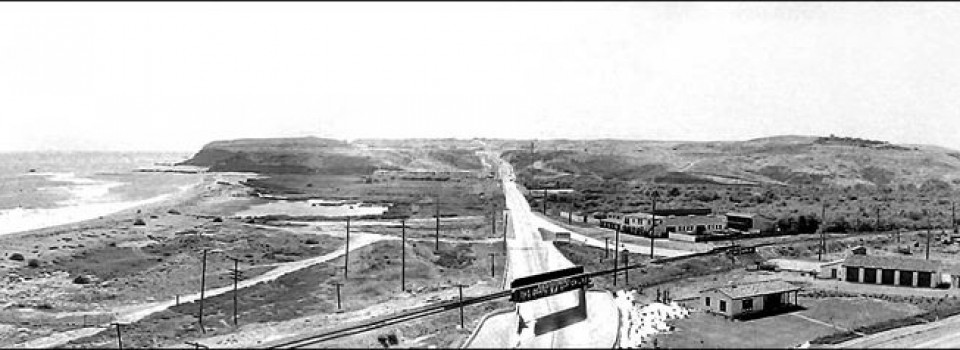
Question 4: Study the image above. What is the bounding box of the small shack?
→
[698,280,802,319]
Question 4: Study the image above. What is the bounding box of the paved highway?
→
[467,152,617,348]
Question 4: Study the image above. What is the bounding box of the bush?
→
[133,218,146,226]
[305,238,320,245]
[212,217,223,223]
[73,275,92,284]
[167,209,181,215]
[9,253,24,261]
[27,259,40,268]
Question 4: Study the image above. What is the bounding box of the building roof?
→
[843,254,941,272]
[701,280,801,300]
[646,208,712,216]
[726,212,758,218]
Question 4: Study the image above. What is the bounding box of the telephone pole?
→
[228,258,241,326]
[112,323,125,350]
[819,203,826,261]
[436,194,441,251]
[401,219,406,292]
[623,250,629,285]
[457,283,466,328]
[198,249,207,333]
[876,206,881,232]
[491,203,497,236]
[650,197,657,259]
[489,253,496,278]
[614,225,620,286]
[332,282,343,311]
[927,226,932,260]
[542,188,547,214]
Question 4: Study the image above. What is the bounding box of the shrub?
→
[9,253,24,261]
[167,209,181,215]
[27,259,40,268]
[133,218,146,226]
[73,275,92,284]
[305,238,320,245]
[212,217,223,223]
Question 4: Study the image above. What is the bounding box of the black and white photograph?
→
[3,2,960,348]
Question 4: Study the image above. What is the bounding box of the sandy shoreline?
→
[0,177,206,238]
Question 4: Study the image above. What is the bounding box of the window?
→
[719,300,727,312]
[705,297,711,306]
[742,298,753,311]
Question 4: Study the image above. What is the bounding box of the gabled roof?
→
[700,280,801,300]
[843,254,941,272]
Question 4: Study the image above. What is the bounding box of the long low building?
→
[600,210,726,238]
[838,254,943,288]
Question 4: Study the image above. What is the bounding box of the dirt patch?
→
[64,240,505,348]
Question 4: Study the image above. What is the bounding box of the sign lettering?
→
[510,275,590,303]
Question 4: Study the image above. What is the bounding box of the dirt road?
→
[466,152,618,348]
[13,232,391,349]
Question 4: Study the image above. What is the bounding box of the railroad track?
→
[261,290,512,348]
[261,243,749,348]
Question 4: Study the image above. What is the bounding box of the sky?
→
[1,2,959,152]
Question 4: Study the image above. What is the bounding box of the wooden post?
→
[503,212,508,251]
[542,188,547,215]
[650,198,657,259]
[605,238,609,258]
[614,225,620,286]
[623,250,629,285]
[457,284,465,328]
[401,219,406,292]
[333,282,343,310]
[819,203,826,261]
[345,217,350,279]
[480,252,490,278]
[230,258,239,327]
[491,204,496,236]
[876,206,881,232]
[199,249,207,334]
[436,194,441,251]
[112,323,123,350]
[568,203,573,224]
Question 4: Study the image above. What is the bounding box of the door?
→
[881,269,896,285]
[830,268,837,279]
[899,270,914,286]
[846,267,860,282]
[918,271,932,287]
[864,268,877,284]
[764,293,783,310]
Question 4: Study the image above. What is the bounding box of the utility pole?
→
[623,250,629,285]
[650,197,657,259]
[503,212,508,251]
[953,202,957,233]
[332,282,343,311]
[112,323,124,350]
[198,249,207,334]
[345,217,350,279]
[436,194,440,251]
[489,253,496,278]
[491,203,497,237]
[605,238,610,259]
[876,206,881,232]
[614,225,620,286]
[229,258,241,327]
[819,203,826,261]
[542,188,547,215]
[401,219,406,292]
[927,227,932,260]
[457,283,465,328]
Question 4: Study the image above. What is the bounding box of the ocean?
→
[0,151,203,236]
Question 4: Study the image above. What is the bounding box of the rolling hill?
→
[491,135,960,189]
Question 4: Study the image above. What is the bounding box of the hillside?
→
[491,135,960,190]
[180,137,485,175]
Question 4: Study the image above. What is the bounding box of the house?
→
[817,260,845,279]
[699,280,802,318]
[839,254,942,288]
[726,212,776,234]
[599,209,726,238]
